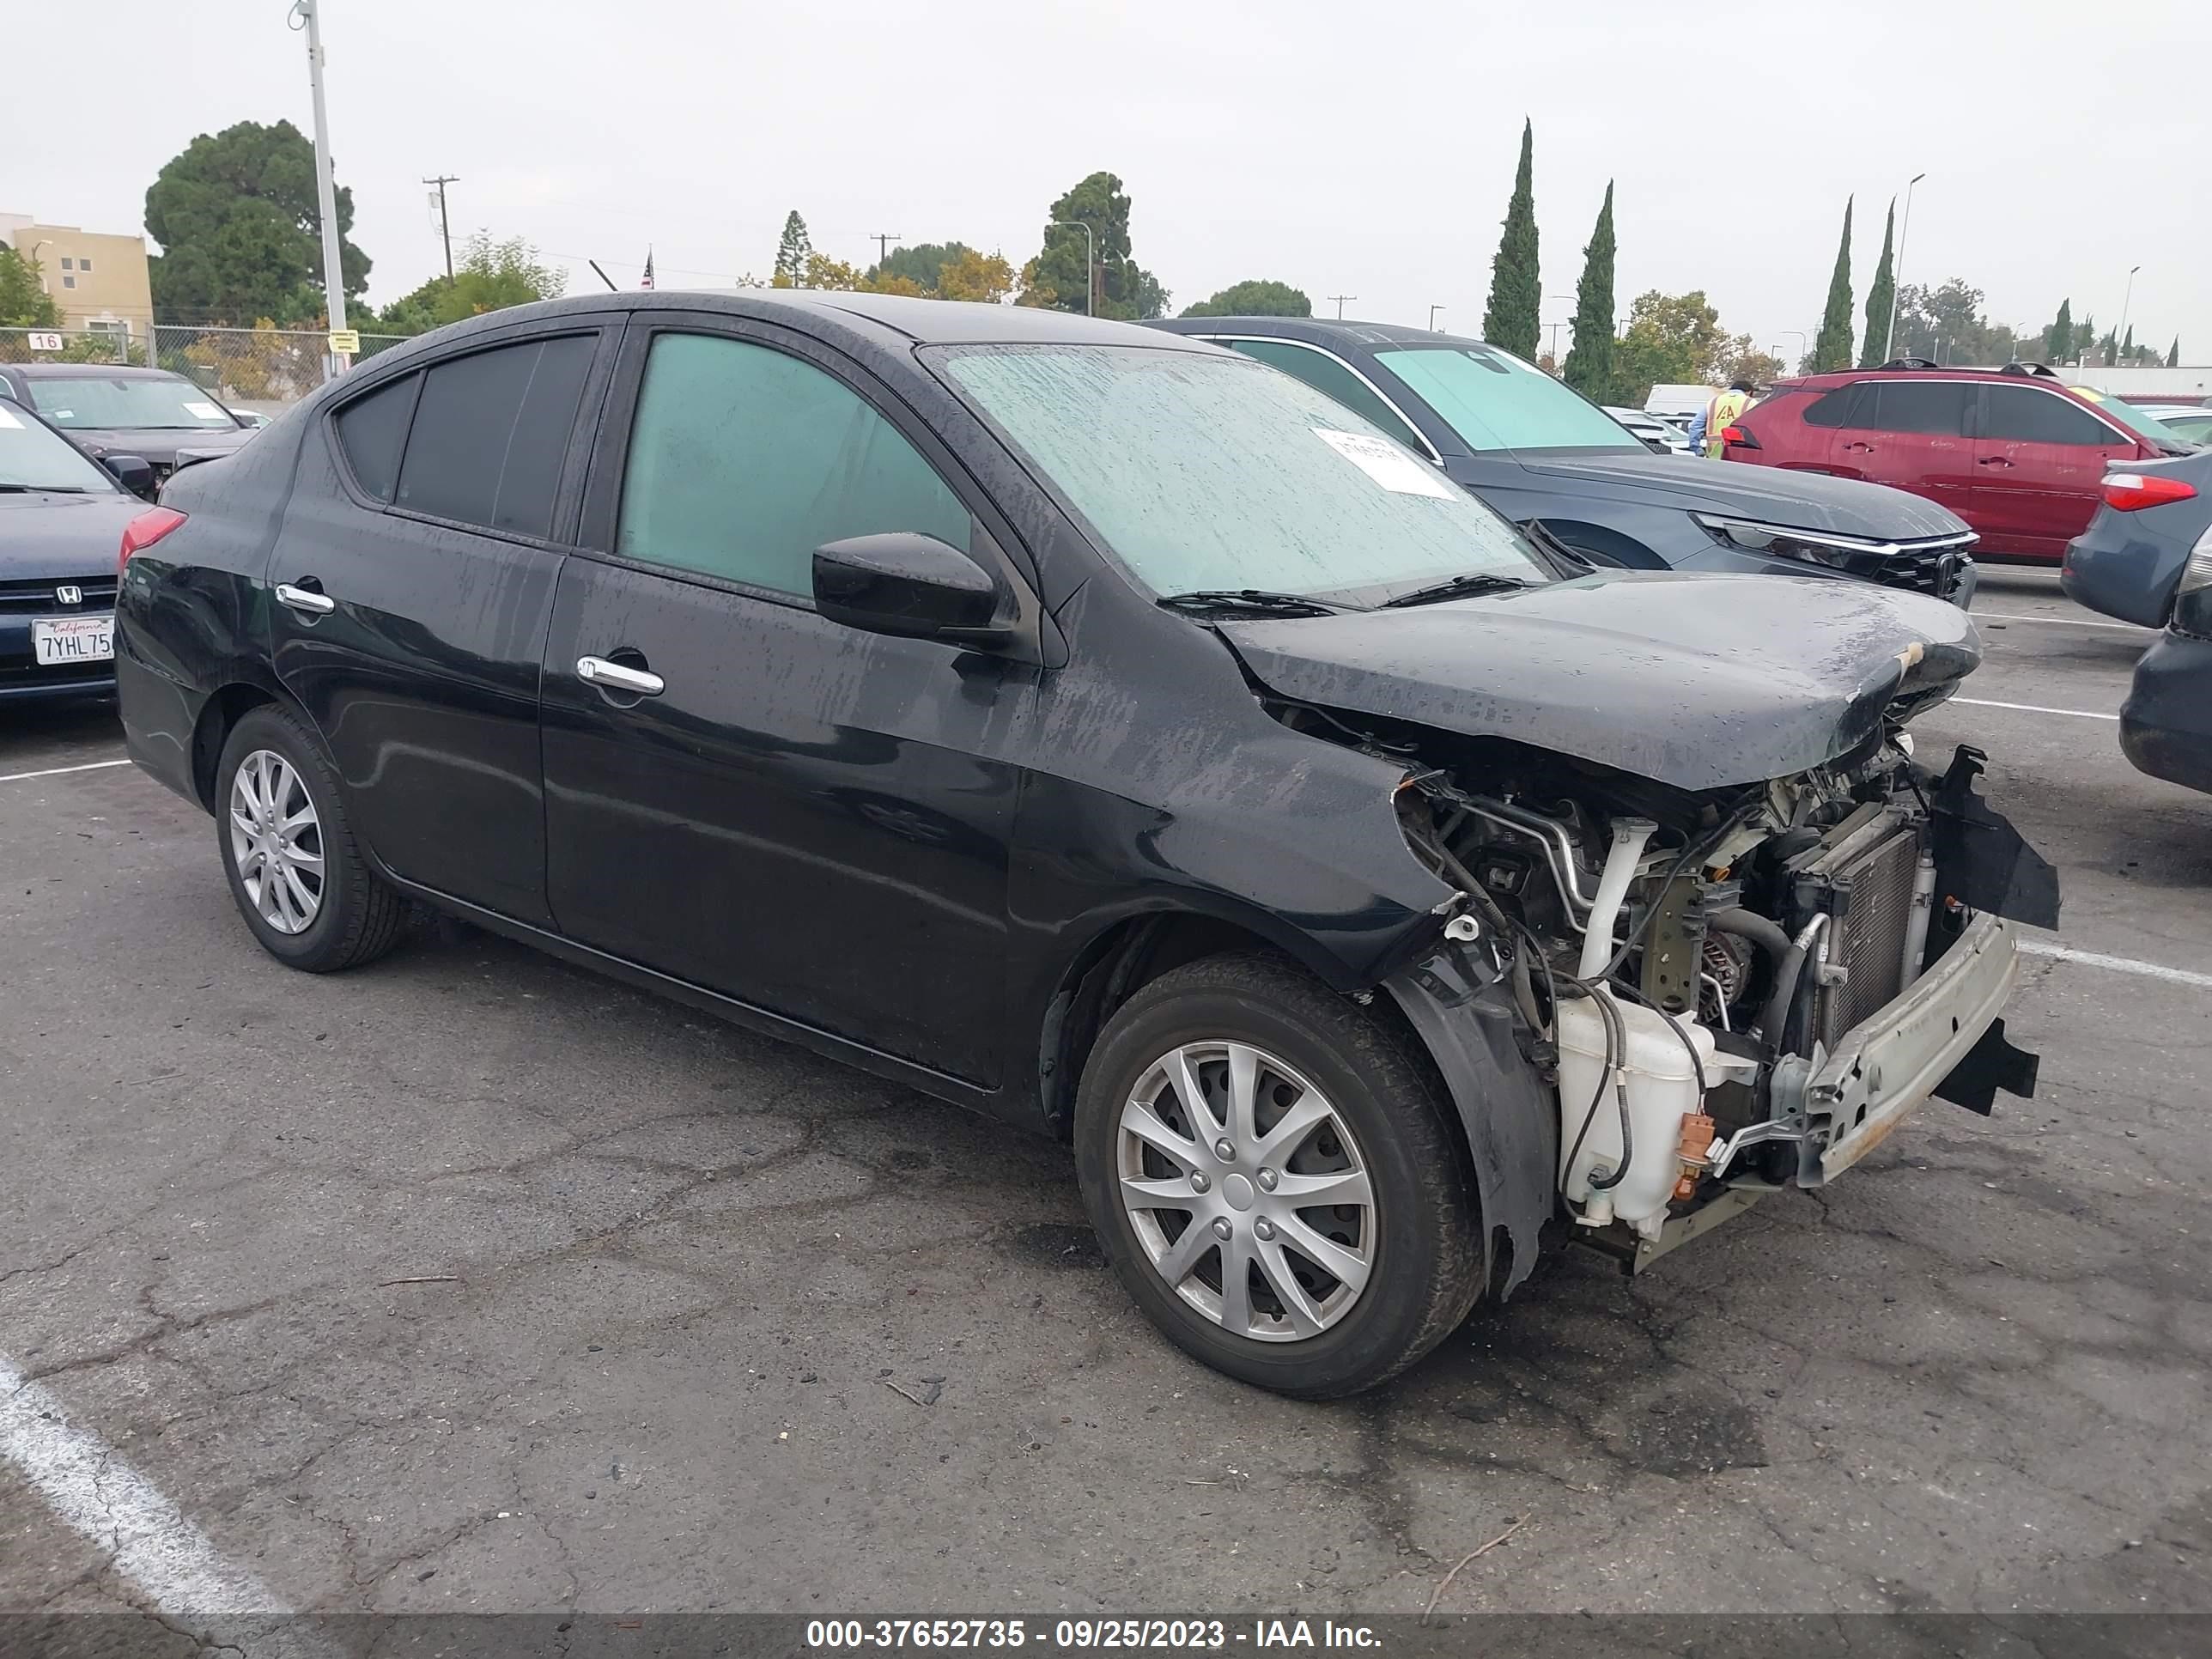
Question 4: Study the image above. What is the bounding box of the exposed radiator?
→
[1811,824,1923,1048]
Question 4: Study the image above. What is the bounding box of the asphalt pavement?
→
[2,570,2208,1632]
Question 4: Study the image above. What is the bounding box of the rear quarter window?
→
[1798,386,1866,428]
[331,373,419,502]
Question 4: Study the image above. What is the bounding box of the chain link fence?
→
[0,324,410,420]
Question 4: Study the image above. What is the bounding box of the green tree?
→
[1560,182,1616,401]
[0,246,63,327]
[2046,299,2072,364]
[1180,279,1311,318]
[1712,339,1784,388]
[866,241,971,291]
[1811,198,1854,372]
[1025,172,1168,320]
[2169,337,2181,368]
[1480,118,1540,356]
[2098,326,2118,363]
[2122,325,2135,361]
[143,119,370,325]
[1858,199,1896,366]
[933,248,1016,304]
[774,212,811,286]
[1607,289,1723,405]
[374,234,566,335]
[1888,279,2019,366]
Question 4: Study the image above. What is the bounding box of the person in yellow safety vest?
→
[1690,377,1758,459]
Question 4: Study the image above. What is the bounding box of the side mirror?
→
[812,532,1008,644]
[102,453,155,496]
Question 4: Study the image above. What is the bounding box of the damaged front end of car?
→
[1225,590,2058,1297]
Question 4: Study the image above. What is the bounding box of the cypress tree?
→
[2170,337,2182,368]
[1858,199,1896,366]
[2122,324,2136,362]
[1812,198,1855,372]
[2047,300,2072,364]
[1480,118,1540,357]
[773,212,811,286]
[1561,182,1616,401]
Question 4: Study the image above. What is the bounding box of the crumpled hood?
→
[1510,450,1968,541]
[1218,570,1981,792]
[57,427,252,466]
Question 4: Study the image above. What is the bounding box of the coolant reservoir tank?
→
[1556,993,1719,1233]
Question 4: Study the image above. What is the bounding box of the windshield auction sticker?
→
[1310,428,1454,499]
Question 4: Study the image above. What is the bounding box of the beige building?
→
[0,212,156,346]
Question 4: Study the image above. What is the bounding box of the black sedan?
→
[1146,316,1978,605]
[2061,449,2210,628]
[2117,471,2212,796]
[0,363,255,493]
[117,292,2048,1397]
[1,400,160,703]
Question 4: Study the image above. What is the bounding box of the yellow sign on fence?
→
[326,329,361,356]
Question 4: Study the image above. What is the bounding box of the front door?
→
[1971,383,2142,561]
[540,320,1026,1085]
[267,325,612,923]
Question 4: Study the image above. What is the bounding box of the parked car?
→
[0,399,158,702]
[2060,450,2209,626]
[2121,513,2212,796]
[1148,318,1978,605]
[116,292,2050,1397]
[1727,361,2194,564]
[2133,404,2212,447]
[0,364,257,493]
[1604,405,1692,454]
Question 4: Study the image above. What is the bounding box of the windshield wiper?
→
[1157,589,1347,618]
[0,483,94,494]
[1378,572,1533,609]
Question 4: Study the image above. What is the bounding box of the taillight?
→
[118,506,188,574]
[1722,425,1760,449]
[2101,472,2198,512]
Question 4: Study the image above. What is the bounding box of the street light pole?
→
[1882,172,1926,364]
[2118,264,2142,362]
[292,0,349,375]
[1046,221,1095,316]
[1780,328,1809,369]
[1428,305,1444,330]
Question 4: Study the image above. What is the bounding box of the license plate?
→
[32,614,114,665]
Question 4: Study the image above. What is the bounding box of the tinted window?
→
[617,332,970,598]
[332,374,417,502]
[1980,386,2115,446]
[1221,341,1428,453]
[1800,386,1864,428]
[393,335,595,538]
[1867,382,1973,437]
[1373,346,1638,452]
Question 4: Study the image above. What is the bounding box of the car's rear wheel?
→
[215,705,407,972]
[1073,953,1483,1398]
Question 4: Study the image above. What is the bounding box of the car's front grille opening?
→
[0,578,119,616]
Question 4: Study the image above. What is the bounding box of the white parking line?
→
[2019,939,2212,991]
[0,757,132,784]
[0,1356,322,1645]
[1973,611,2149,631]
[1953,697,2120,721]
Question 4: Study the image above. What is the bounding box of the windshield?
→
[1376,345,1641,453]
[0,403,120,492]
[25,374,240,431]
[2071,388,2188,447]
[935,345,1552,605]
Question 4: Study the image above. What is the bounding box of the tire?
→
[214,703,408,973]
[1073,952,1483,1398]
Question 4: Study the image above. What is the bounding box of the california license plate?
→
[32,614,114,665]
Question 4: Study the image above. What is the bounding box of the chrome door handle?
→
[275,582,335,616]
[577,655,665,696]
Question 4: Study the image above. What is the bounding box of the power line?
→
[422,174,459,280]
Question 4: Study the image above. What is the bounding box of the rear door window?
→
[331,373,418,502]
[393,335,596,538]
[1980,385,2120,446]
[1867,382,1973,437]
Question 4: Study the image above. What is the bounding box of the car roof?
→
[1150,315,1505,353]
[8,362,199,380]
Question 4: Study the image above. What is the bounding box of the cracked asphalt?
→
[2,569,2208,1628]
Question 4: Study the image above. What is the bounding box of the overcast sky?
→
[9,0,2208,359]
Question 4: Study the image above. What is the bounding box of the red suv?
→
[1725,362,2187,563]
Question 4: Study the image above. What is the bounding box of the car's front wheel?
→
[215,704,408,973]
[1073,953,1483,1398]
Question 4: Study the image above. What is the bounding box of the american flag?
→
[640,248,654,290]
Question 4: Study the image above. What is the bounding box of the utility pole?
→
[1328,295,1356,319]
[871,232,902,270]
[422,174,459,279]
[292,0,349,377]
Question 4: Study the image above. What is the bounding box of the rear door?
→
[539,315,1028,1086]
[1972,383,2143,560]
[270,320,617,922]
[1825,380,1978,523]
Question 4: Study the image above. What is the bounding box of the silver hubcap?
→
[1116,1040,1376,1343]
[228,749,324,935]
